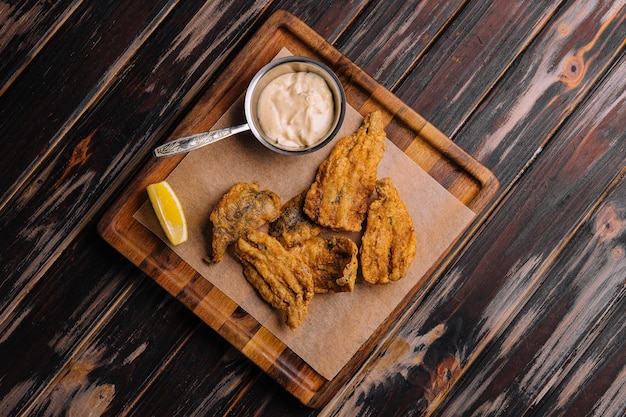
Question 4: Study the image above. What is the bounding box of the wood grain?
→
[0,0,268,317]
[98,11,497,407]
[335,0,467,88]
[0,232,142,415]
[0,2,369,416]
[0,0,623,415]
[395,0,565,135]
[109,2,624,414]
[324,19,625,416]
[125,326,266,416]
[454,0,625,184]
[25,273,203,417]
[430,52,626,416]
[435,173,626,416]
[0,0,180,207]
[0,0,82,93]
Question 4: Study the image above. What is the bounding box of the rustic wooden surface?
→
[97,11,499,407]
[0,0,624,416]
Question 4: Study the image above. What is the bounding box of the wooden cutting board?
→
[98,10,499,408]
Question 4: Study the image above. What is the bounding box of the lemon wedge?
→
[147,181,188,245]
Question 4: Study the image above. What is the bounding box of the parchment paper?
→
[134,55,476,380]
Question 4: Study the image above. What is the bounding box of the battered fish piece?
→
[290,236,358,293]
[304,110,386,232]
[270,194,357,292]
[234,230,314,330]
[205,182,281,264]
[268,192,322,247]
[361,177,417,284]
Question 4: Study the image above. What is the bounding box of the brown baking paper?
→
[135,59,475,380]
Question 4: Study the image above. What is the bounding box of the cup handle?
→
[152,124,251,158]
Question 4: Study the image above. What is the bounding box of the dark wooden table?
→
[1,1,624,416]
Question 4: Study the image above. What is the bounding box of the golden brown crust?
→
[304,110,386,232]
[234,230,314,330]
[270,193,357,293]
[206,182,281,264]
[289,236,358,293]
[205,113,418,329]
[360,177,417,284]
[268,192,322,247]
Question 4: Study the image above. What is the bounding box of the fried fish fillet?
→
[268,192,322,248]
[234,230,314,330]
[304,110,386,232]
[270,193,358,293]
[361,177,417,284]
[289,236,358,293]
[205,182,281,264]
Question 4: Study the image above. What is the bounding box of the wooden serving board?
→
[98,10,499,408]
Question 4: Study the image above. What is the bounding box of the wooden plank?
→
[0,232,145,415]
[0,1,270,415]
[271,0,368,41]
[97,10,496,407]
[118,0,624,413]
[0,0,82,93]
[2,1,620,411]
[395,0,564,134]
[0,0,269,318]
[334,0,468,88]
[537,300,626,417]
[0,3,368,416]
[78,2,384,413]
[0,0,180,207]
[433,173,626,417]
[146,3,584,414]
[452,0,625,186]
[121,326,273,416]
[22,265,205,417]
[212,2,625,412]
[323,28,626,417]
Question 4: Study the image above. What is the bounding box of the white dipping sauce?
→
[257,72,334,149]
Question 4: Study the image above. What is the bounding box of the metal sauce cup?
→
[153,56,346,158]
